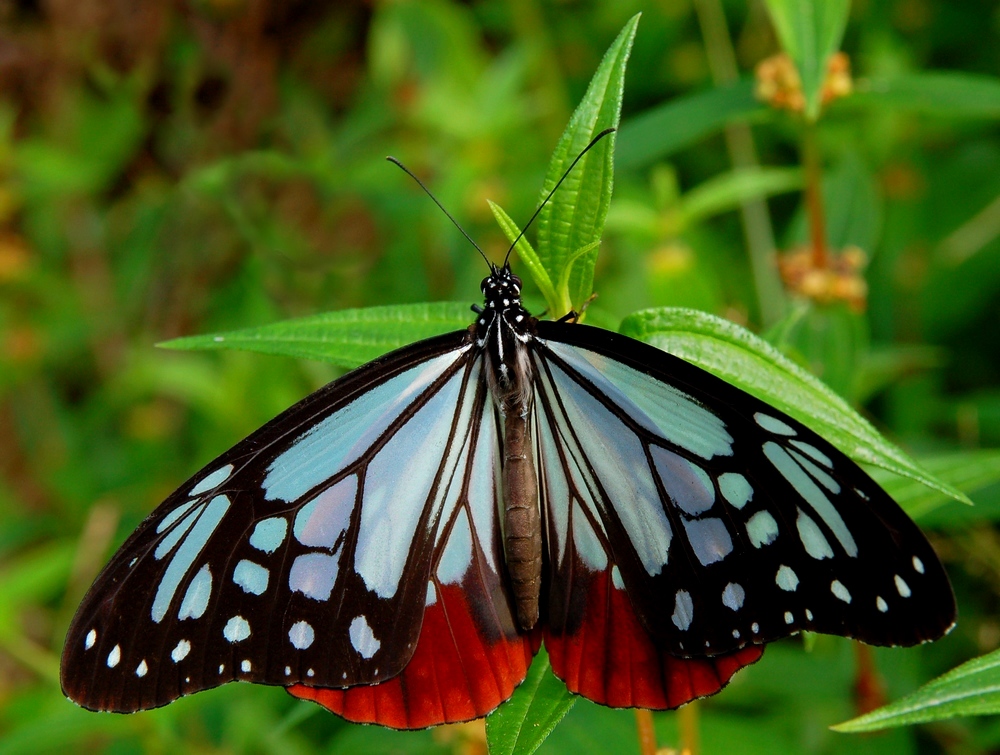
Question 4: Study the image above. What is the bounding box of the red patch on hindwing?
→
[545,568,763,709]
[288,582,537,729]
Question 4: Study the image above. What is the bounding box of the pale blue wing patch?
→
[353,368,467,599]
[263,347,470,503]
[288,552,340,601]
[151,495,231,623]
[536,358,672,577]
[544,341,734,459]
[249,517,288,554]
[232,559,269,596]
[682,517,734,566]
[348,615,381,659]
[533,403,607,571]
[795,508,834,560]
[189,464,234,497]
[651,447,715,516]
[746,510,779,548]
[719,472,753,509]
[294,477,357,549]
[763,441,857,557]
[436,508,473,584]
[178,564,212,620]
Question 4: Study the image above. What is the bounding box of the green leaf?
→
[159,303,472,369]
[485,650,576,755]
[871,450,1000,524]
[617,81,765,169]
[680,167,804,226]
[762,0,851,120]
[618,307,972,505]
[839,72,1000,119]
[489,200,559,310]
[832,647,1000,733]
[536,13,639,314]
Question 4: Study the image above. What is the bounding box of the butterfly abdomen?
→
[502,408,541,630]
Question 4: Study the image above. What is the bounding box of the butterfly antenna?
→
[503,127,616,266]
[386,156,491,266]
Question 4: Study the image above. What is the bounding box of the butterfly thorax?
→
[475,264,542,630]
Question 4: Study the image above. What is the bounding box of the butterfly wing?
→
[61,331,534,726]
[531,321,955,666]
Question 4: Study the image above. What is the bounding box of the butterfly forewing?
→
[532,321,955,657]
[60,331,513,713]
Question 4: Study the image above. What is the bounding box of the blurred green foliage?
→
[2,1,1000,753]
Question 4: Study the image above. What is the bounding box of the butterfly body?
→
[61,263,955,729]
[477,265,543,629]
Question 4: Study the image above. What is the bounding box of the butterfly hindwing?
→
[532,320,955,659]
[532,389,765,708]
[289,376,538,727]
[60,331,535,718]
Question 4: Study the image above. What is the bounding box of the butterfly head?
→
[481,263,523,311]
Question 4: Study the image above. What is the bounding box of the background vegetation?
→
[1,0,1000,753]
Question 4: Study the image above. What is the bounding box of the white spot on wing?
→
[223,616,251,643]
[289,620,315,650]
[895,574,911,598]
[784,611,794,624]
[107,645,121,668]
[672,590,694,631]
[877,596,888,612]
[611,565,625,590]
[722,582,745,611]
[136,660,148,677]
[805,608,814,621]
[349,615,381,659]
[746,510,779,548]
[776,565,799,592]
[84,629,96,650]
[913,556,925,574]
[171,639,191,662]
[241,659,251,673]
[831,580,852,603]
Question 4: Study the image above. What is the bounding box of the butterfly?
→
[61,137,956,730]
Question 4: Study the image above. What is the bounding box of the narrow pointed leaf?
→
[619,307,972,505]
[159,303,472,369]
[536,13,639,312]
[833,648,1000,732]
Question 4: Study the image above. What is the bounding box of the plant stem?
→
[802,124,829,268]
[693,0,785,327]
[679,701,701,755]
[635,709,657,755]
